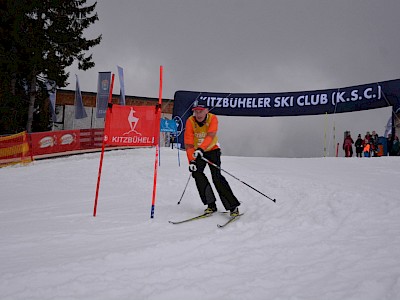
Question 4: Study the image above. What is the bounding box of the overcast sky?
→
[66,0,400,157]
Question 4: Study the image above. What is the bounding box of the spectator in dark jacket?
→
[392,136,400,156]
[355,134,364,158]
[387,134,393,156]
[371,130,379,156]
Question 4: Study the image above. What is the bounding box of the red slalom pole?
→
[336,142,339,157]
[150,66,163,218]
[93,73,115,217]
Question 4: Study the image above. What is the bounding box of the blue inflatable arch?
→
[172,78,400,147]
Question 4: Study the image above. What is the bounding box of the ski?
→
[217,213,244,228]
[168,213,213,225]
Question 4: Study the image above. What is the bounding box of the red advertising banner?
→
[104,105,157,146]
[30,130,80,156]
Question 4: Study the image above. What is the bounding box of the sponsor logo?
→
[106,107,155,146]
[123,107,142,136]
[60,134,75,145]
[101,79,109,91]
[39,136,56,148]
[111,136,154,144]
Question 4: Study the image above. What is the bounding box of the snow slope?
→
[1,148,400,300]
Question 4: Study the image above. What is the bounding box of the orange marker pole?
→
[150,66,163,218]
[93,73,115,217]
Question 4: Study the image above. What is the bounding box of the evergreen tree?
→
[0,0,101,133]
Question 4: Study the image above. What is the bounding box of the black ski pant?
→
[191,149,240,211]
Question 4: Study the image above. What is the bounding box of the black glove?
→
[188,160,197,172]
[193,148,204,160]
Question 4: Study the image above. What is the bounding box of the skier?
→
[184,101,241,217]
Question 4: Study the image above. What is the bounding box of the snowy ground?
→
[1,148,400,300]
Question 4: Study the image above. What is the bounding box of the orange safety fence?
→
[0,131,33,167]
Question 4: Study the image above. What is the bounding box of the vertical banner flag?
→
[74,74,87,119]
[117,65,126,105]
[95,72,112,118]
[160,117,180,165]
[45,80,57,122]
[384,116,392,138]
[103,105,158,146]
[159,118,178,167]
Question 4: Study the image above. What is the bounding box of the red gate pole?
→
[93,74,115,217]
[150,66,163,218]
[336,142,339,157]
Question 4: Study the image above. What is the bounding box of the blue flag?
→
[160,118,177,132]
[117,65,126,105]
[75,75,87,119]
[46,80,57,122]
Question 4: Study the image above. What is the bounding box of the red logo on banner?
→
[104,105,157,146]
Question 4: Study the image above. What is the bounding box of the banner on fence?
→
[30,130,80,156]
[104,105,158,147]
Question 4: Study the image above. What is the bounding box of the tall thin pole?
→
[93,74,115,217]
[392,109,396,141]
[333,120,336,157]
[323,112,327,157]
[150,66,163,218]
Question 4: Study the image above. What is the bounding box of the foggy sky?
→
[66,0,400,157]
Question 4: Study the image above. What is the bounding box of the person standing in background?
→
[355,134,364,158]
[387,134,393,156]
[371,130,379,157]
[343,133,354,157]
[392,136,400,156]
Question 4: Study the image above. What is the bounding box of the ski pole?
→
[177,174,191,205]
[201,156,276,203]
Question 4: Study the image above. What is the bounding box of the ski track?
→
[1,148,400,300]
